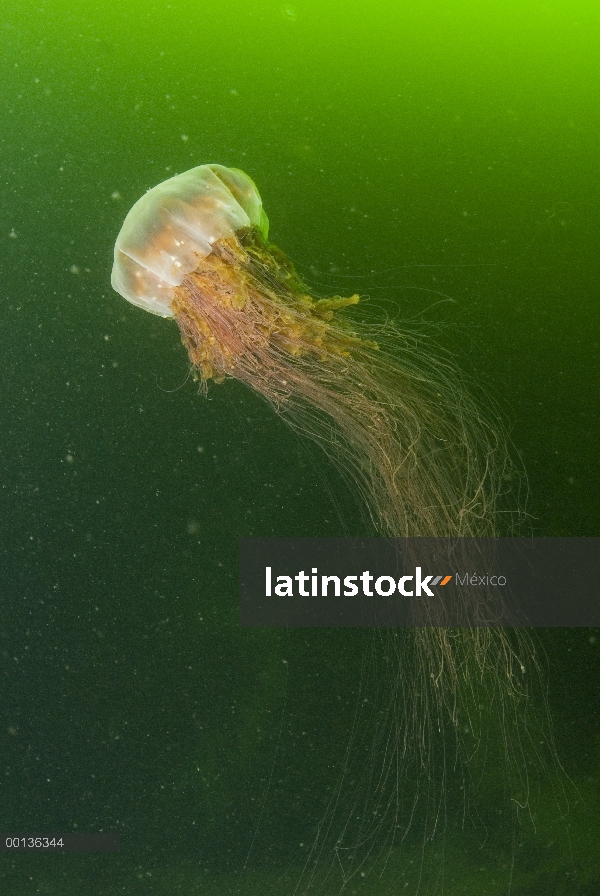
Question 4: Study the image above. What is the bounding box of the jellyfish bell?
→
[111,164,268,318]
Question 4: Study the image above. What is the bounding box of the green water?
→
[1,1,599,893]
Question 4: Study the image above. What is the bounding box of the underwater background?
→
[1,0,599,893]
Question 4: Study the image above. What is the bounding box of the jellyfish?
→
[111,165,553,887]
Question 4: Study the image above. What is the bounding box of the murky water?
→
[1,1,599,892]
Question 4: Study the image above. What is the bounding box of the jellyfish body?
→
[111,164,268,317]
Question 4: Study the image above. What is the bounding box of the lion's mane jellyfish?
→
[112,165,549,881]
